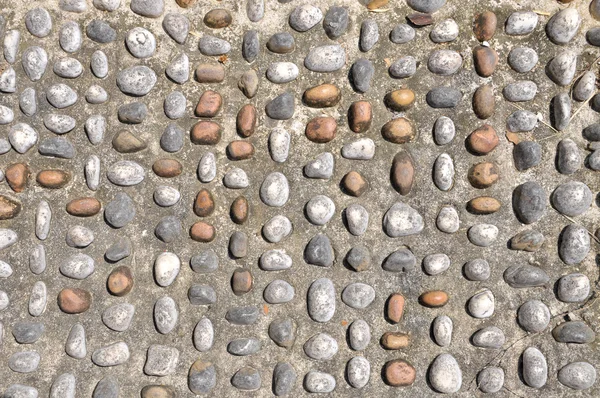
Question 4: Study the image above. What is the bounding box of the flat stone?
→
[225,306,259,325]
[510,230,544,252]
[59,22,82,53]
[188,284,217,307]
[557,138,581,174]
[426,87,461,108]
[504,265,549,288]
[512,181,546,224]
[553,321,596,344]
[558,362,596,390]
[193,317,214,352]
[60,254,95,279]
[432,315,453,347]
[5,385,38,398]
[557,273,590,303]
[188,360,216,394]
[91,51,109,78]
[144,345,179,376]
[25,8,52,37]
[428,50,462,75]
[116,66,157,96]
[273,362,296,395]
[267,32,295,54]
[468,289,495,318]
[242,31,259,63]
[93,376,119,398]
[548,50,577,86]
[47,84,77,109]
[383,248,416,272]
[503,80,537,102]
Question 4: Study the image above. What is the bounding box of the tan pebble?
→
[195,64,225,83]
[231,268,253,295]
[107,266,133,297]
[381,332,411,350]
[391,150,415,195]
[387,293,405,323]
[419,290,449,307]
[472,84,495,119]
[36,170,70,189]
[66,198,101,217]
[0,195,21,220]
[153,159,182,178]
[194,189,215,217]
[227,141,255,160]
[305,116,337,143]
[341,171,368,197]
[385,88,415,111]
[384,359,416,386]
[204,9,232,29]
[466,124,499,155]
[468,162,499,188]
[190,222,216,242]
[303,84,341,108]
[467,196,501,214]
[381,118,416,144]
[230,196,249,224]
[5,163,29,193]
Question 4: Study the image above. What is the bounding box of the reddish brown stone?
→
[195,64,225,83]
[176,0,196,8]
[303,84,341,108]
[385,88,415,111]
[236,104,256,137]
[107,266,133,296]
[473,46,498,77]
[407,13,433,26]
[191,121,221,145]
[227,141,255,160]
[231,268,253,295]
[467,196,501,214]
[472,84,495,119]
[391,150,415,195]
[306,117,337,143]
[0,195,21,220]
[381,332,411,350]
[384,359,416,386]
[341,171,368,197]
[190,222,215,242]
[468,162,499,188]
[36,170,70,189]
[195,90,222,117]
[230,196,249,224]
[194,189,214,217]
[58,288,91,314]
[382,118,415,144]
[387,293,405,323]
[66,198,101,217]
[153,159,182,178]
[204,9,232,29]
[348,101,372,133]
[419,290,449,307]
[5,163,29,193]
[467,124,499,155]
[473,11,497,41]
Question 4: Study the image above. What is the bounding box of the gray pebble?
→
[143,345,179,376]
[229,231,248,258]
[19,88,36,116]
[360,19,378,52]
[38,137,75,158]
[382,247,416,272]
[60,0,87,12]
[107,161,145,186]
[228,338,261,356]
[507,110,537,132]
[383,202,424,237]
[408,0,446,13]
[0,290,8,310]
[154,296,178,334]
[265,92,294,120]
[426,87,461,108]
[423,253,450,275]
[154,252,180,287]
[66,227,94,248]
[510,229,544,252]
[307,278,335,322]
[503,80,537,102]
[304,333,338,360]
[588,27,600,46]
[558,362,596,390]
[85,85,108,104]
[60,253,95,279]
[436,205,459,233]
[289,5,323,32]
[223,167,249,188]
[193,317,214,352]
[273,362,296,396]
[522,347,547,388]
[264,279,295,304]
[3,30,20,64]
[428,50,462,75]
[267,32,295,54]
[345,246,371,272]
[28,282,47,316]
[433,153,454,191]
[389,56,417,78]
[154,185,181,207]
[508,47,538,73]
[304,371,335,393]
[546,8,580,45]
[86,20,117,43]
[467,289,495,318]
[59,22,82,53]
[161,123,184,152]
[304,44,346,72]
[428,353,462,393]
[93,376,119,398]
[116,66,157,96]
[432,315,452,347]
[260,172,289,206]
[242,30,259,63]
[231,367,261,391]
[35,202,50,240]
[94,0,120,12]
[433,116,455,145]
[553,92,571,130]
[323,6,348,39]
[102,303,135,332]
[351,58,375,93]
[0,138,10,154]
[430,19,459,42]
[0,66,15,93]
[92,342,130,367]
[305,195,335,225]
[25,8,52,38]
[46,83,77,109]
[118,102,147,124]
[12,322,45,344]
[126,27,156,58]
[390,23,415,43]
[584,123,600,141]
[190,249,218,273]
[503,264,549,288]
[468,224,498,247]
[518,300,550,332]
[9,123,38,154]
[505,11,538,35]
[513,141,541,170]
[557,273,590,303]
[548,50,577,86]
[85,115,105,144]
[162,13,189,44]
[477,367,504,393]
[464,259,490,281]
[269,318,296,348]
[4,385,39,398]
[553,321,595,344]
[472,326,505,349]
[130,0,164,17]
[269,128,290,163]
[573,71,596,101]
[347,357,370,389]
[342,283,375,309]
[50,373,76,398]
[247,0,264,22]
[105,238,131,262]
[238,69,258,98]
[262,215,292,243]
[91,50,109,78]
[551,181,592,216]
[266,62,299,84]
[22,47,48,81]
[166,53,189,84]
[348,319,371,350]
[225,306,259,325]
[155,216,182,243]
[44,114,75,134]
[199,35,231,56]
[559,224,590,265]
[304,234,334,267]
[104,192,136,228]
[305,152,334,179]
[188,361,216,394]
[198,153,217,182]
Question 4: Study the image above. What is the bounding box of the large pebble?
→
[557,273,590,303]
[304,333,338,360]
[166,53,189,84]
[162,13,189,44]
[468,289,495,318]
[559,224,590,265]
[389,56,417,78]
[548,50,577,86]
[323,6,348,39]
[116,66,157,96]
[383,202,424,237]
[503,80,537,102]
[130,0,164,17]
[517,300,550,332]
[304,234,334,267]
[188,360,216,394]
[304,44,345,72]
[260,172,289,207]
[59,22,82,53]
[426,87,461,108]
[345,204,369,236]
[307,278,335,322]
[553,321,596,344]
[305,195,335,225]
[433,153,454,191]
[86,20,116,43]
[546,8,580,45]
[154,297,178,334]
[348,319,370,350]
[102,303,135,332]
[304,371,335,393]
[512,181,546,224]
[50,373,76,398]
[428,50,462,75]
[522,347,547,388]
[22,47,47,82]
[266,62,299,84]
[467,224,498,247]
[558,362,596,390]
[47,84,77,108]
[383,248,416,272]
[390,23,415,43]
[507,110,537,132]
[350,59,374,93]
[551,181,592,217]
[423,253,450,275]
[504,265,549,288]
[60,253,95,279]
[430,19,458,42]
[107,161,145,186]
[265,92,294,120]
[342,283,375,309]
[347,357,370,389]
[25,8,52,37]
[8,351,40,373]
[104,192,135,228]
[428,354,462,393]
[477,367,504,393]
[505,11,538,35]
[289,5,322,32]
[508,47,538,73]
[513,141,541,171]
[472,326,505,349]
[92,342,130,367]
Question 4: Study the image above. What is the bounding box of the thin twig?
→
[507,102,559,134]
[558,212,600,244]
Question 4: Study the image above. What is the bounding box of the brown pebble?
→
[176,0,195,8]
[191,121,221,145]
[341,171,368,197]
[391,150,415,195]
[5,163,29,193]
[472,84,495,119]
[36,170,70,189]
[306,116,337,143]
[387,293,405,323]
[204,9,232,29]
[467,196,501,214]
[384,359,416,387]
[190,221,215,242]
[303,84,341,108]
[238,70,258,98]
[0,195,21,220]
[473,11,497,41]
[107,266,133,296]
[348,101,372,133]
[385,88,415,111]
[152,159,182,178]
[141,385,175,398]
[473,45,498,77]
[466,124,499,155]
[236,104,256,137]
[381,332,411,350]
[367,0,389,10]
[194,189,215,217]
[407,13,433,26]
[58,288,92,314]
[231,268,253,296]
[230,196,249,224]
[419,290,449,307]
[195,90,222,117]
[112,130,147,153]
[195,64,225,83]
[66,198,101,217]
[227,141,255,160]
[468,162,499,188]
[381,118,416,144]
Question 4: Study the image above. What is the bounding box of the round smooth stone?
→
[126,27,156,58]
[188,360,216,394]
[342,283,375,309]
[12,322,45,344]
[305,195,335,225]
[3,30,20,64]
[348,319,371,350]
[60,253,95,279]
[304,44,346,72]
[504,265,549,288]
[472,326,505,349]
[226,306,259,325]
[116,66,157,96]
[105,192,135,228]
[130,0,164,17]
[426,87,461,108]
[266,62,299,84]
[307,278,335,322]
[269,128,290,163]
[228,338,261,356]
[350,59,375,93]
[247,0,264,22]
[433,153,454,191]
[551,181,592,216]
[198,35,231,55]
[260,172,289,207]
[166,53,189,84]
[9,123,38,154]
[360,19,379,52]
[559,224,590,265]
[25,8,52,37]
[505,11,538,35]
[269,318,296,348]
[154,252,180,287]
[263,280,295,304]
[428,354,462,393]
[464,259,490,281]
[389,56,417,78]
[289,5,322,32]
[267,32,295,54]
[85,85,108,104]
[383,202,424,237]
[433,116,455,145]
[477,367,504,393]
[503,80,537,102]
[512,181,546,224]
[62,324,85,357]
[553,321,596,344]
[422,253,450,275]
[154,186,180,207]
[508,47,538,73]
[430,19,459,42]
[155,217,182,243]
[164,91,186,120]
[4,384,39,397]
[262,215,292,243]
[347,357,370,389]
[50,373,76,398]
[557,273,590,303]
[390,23,415,43]
[0,105,14,125]
[436,205,459,233]
[507,110,537,132]
[467,224,498,247]
[323,6,348,39]
[558,362,596,390]
[383,248,416,272]
[91,51,109,78]
[273,362,296,395]
[92,342,130,367]
[190,250,218,273]
[223,168,248,188]
[260,250,292,271]
[522,347,547,388]
[341,138,375,160]
[242,30,259,63]
[231,367,261,391]
[304,371,335,393]
[517,300,550,332]
[557,138,581,174]
[265,92,294,119]
[162,13,189,44]
[160,123,184,153]
[107,161,145,186]
[304,333,338,360]
[468,289,495,318]
[546,8,580,45]
[22,47,48,82]
[432,315,452,347]
[154,297,178,334]
[44,114,75,134]
[47,84,77,109]
[428,50,462,75]
[9,351,40,373]
[86,20,117,43]
[305,234,334,267]
[513,141,541,170]
[102,303,135,332]
[59,22,82,53]
[345,204,369,236]
[193,317,214,352]
[53,57,82,78]
[574,71,596,101]
[65,226,94,248]
[548,50,577,86]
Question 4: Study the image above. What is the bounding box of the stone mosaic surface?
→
[0,0,600,396]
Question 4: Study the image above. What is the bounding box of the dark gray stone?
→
[503,265,549,288]
[86,20,116,43]
[161,123,185,152]
[105,192,136,228]
[231,367,261,391]
[350,58,374,93]
[304,234,334,267]
[507,110,537,132]
[242,30,259,63]
[118,102,147,124]
[267,33,295,54]
[12,322,45,344]
[38,137,75,159]
[227,338,261,356]
[552,321,596,344]
[512,181,546,224]
[265,92,294,120]
[273,362,296,396]
[105,238,132,262]
[513,141,541,170]
[323,6,348,39]
[551,181,592,216]
[390,23,415,43]
[269,318,296,348]
[426,87,461,108]
[226,306,259,325]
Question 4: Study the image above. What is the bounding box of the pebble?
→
[66,226,95,248]
[266,62,299,84]
[557,273,590,303]
[130,0,164,17]
[269,318,296,348]
[247,0,264,22]
[35,202,50,240]
[53,57,83,78]
[433,153,454,191]
[391,150,415,195]
[143,345,179,377]
[553,93,571,131]
[360,19,379,51]
[389,56,417,78]
[154,252,180,287]
[264,279,295,304]
[382,248,416,272]
[107,266,133,296]
[50,373,76,398]
[231,367,261,391]
[430,19,458,42]
[231,268,252,295]
[161,124,184,153]
[262,216,292,243]
[546,8,580,45]
[324,6,348,39]
[166,53,189,84]
[267,32,295,54]
[25,7,52,37]
[350,59,374,93]
[344,204,369,236]
[223,167,248,188]
[423,253,450,275]
[29,282,47,316]
[305,152,334,179]
[155,216,182,243]
[468,224,498,247]
[20,88,37,116]
[382,332,410,350]
[551,181,592,217]
[432,116,455,145]
[472,326,505,349]
[385,88,415,111]
[117,66,157,96]
[228,338,261,356]
[304,332,338,360]
[0,66,15,93]
[60,253,95,279]
[512,181,546,224]
[8,351,40,373]
[504,264,549,288]
[390,23,415,43]
[238,70,258,98]
[188,360,216,394]
[348,319,371,350]
[225,306,259,325]
[260,172,289,206]
[47,84,78,109]
[58,288,91,314]
[513,141,541,170]
[154,296,178,333]
[558,362,596,390]
[104,192,136,228]
[22,47,48,82]
[468,289,495,318]
[436,206,459,233]
[92,342,130,367]
[305,234,334,266]
[237,104,256,137]
[102,303,135,332]
[342,283,375,309]
[106,239,131,262]
[86,20,117,43]
[387,293,406,321]
[432,315,453,347]
[3,30,20,64]
[522,347,547,388]
[503,80,537,102]
[305,195,335,225]
[518,300,550,332]
[117,103,147,124]
[548,50,577,86]
[12,322,45,344]
[265,92,294,120]
[428,354,462,393]
[384,359,416,386]
[59,22,82,53]
[426,87,461,108]
[204,9,232,28]
[91,51,109,78]
[9,123,37,154]
[273,363,296,396]
[65,325,86,357]
[229,231,248,258]
[467,124,498,155]
[199,35,231,56]
[474,11,497,41]
[307,278,335,322]
[162,13,189,44]
[510,229,544,251]
[0,105,12,126]
[193,317,214,352]
[45,114,76,134]
[6,164,29,193]
[574,71,596,102]
[125,28,157,59]
[428,50,462,75]
[191,121,221,145]
[420,290,449,307]
[107,161,145,186]
[304,84,341,107]
[477,367,504,393]
[346,357,370,389]
[304,44,346,72]
[61,0,87,12]
[242,31,259,63]
[559,224,590,265]
[141,385,174,398]
[508,110,538,133]
[289,5,322,32]
[553,321,596,344]
[383,202,424,237]
[508,47,538,73]
[4,385,38,398]
[190,249,218,273]
[269,128,290,163]
[505,11,538,35]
